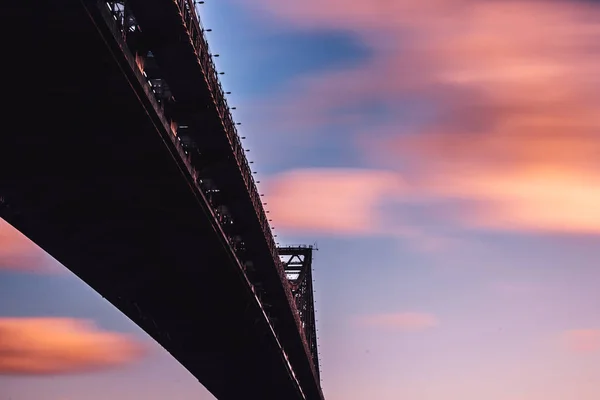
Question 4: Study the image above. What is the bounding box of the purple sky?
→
[3,0,600,399]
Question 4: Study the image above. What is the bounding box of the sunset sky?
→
[3,0,600,399]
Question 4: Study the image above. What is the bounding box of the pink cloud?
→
[0,218,60,273]
[356,312,439,331]
[0,318,147,375]
[265,169,403,235]
[264,168,465,250]
[244,0,470,33]
[248,0,600,236]
[562,329,600,353]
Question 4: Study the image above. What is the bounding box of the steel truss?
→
[279,245,320,379]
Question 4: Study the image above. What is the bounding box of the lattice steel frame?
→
[279,245,320,379]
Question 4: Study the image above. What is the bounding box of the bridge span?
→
[0,1,323,399]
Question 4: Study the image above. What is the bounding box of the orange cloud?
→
[265,169,403,235]
[563,329,600,353]
[250,0,600,235]
[0,318,146,375]
[0,218,59,273]
[356,312,439,331]
[264,168,464,252]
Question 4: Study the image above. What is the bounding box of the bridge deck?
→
[121,0,322,396]
[1,1,309,399]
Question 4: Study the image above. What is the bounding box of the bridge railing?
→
[100,2,174,140]
[174,0,318,376]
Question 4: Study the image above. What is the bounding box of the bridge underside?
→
[1,1,304,399]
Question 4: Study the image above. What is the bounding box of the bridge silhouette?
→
[0,1,323,399]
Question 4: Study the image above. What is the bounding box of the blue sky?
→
[4,0,600,399]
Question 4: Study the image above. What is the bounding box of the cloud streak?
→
[563,329,600,353]
[248,0,600,237]
[265,168,403,235]
[0,218,59,273]
[356,312,439,332]
[0,318,146,375]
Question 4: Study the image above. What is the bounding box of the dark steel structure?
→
[0,1,323,399]
[280,246,320,377]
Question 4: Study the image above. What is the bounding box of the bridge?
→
[0,1,323,399]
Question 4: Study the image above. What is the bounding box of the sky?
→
[3,0,600,399]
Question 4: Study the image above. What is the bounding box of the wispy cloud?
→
[264,168,463,252]
[0,318,146,375]
[355,312,439,332]
[562,329,600,353]
[249,0,600,236]
[265,168,403,235]
[0,219,61,273]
